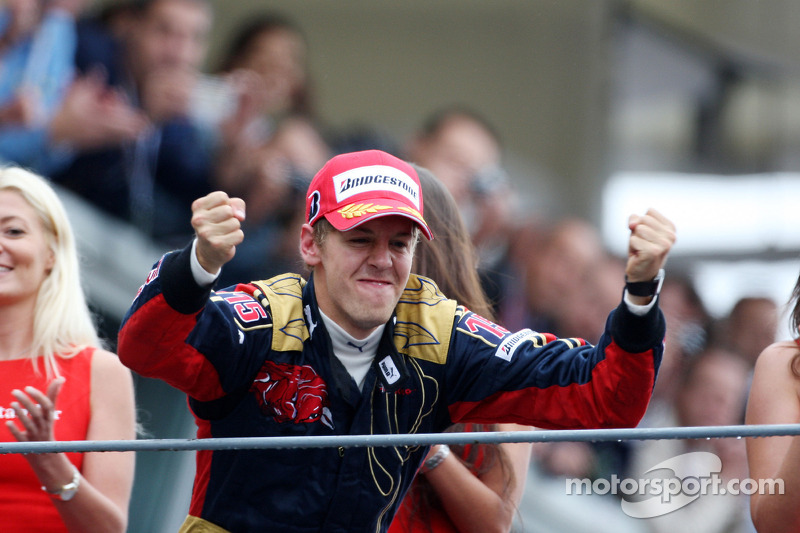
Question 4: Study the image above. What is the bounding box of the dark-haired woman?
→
[388,166,532,533]
[746,275,800,532]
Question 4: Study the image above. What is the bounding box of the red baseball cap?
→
[305,150,433,240]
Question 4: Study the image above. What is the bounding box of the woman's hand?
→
[6,377,65,442]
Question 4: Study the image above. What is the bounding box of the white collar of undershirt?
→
[318,310,384,390]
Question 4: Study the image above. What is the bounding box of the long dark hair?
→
[789,271,800,377]
[412,164,494,320]
[405,165,513,530]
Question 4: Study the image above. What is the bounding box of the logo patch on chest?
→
[378,355,401,384]
[250,361,333,429]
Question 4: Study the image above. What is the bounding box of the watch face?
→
[59,481,79,501]
[47,465,80,501]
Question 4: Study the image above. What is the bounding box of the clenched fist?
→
[191,191,246,274]
[625,208,676,284]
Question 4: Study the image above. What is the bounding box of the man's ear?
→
[299,223,322,267]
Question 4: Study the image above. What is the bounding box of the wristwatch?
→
[625,269,665,298]
[42,464,81,501]
[421,444,450,474]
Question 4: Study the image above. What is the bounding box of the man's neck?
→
[319,310,384,390]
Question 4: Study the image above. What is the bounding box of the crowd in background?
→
[0,1,784,532]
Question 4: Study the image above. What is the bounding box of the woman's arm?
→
[423,424,532,533]
[31,350,136,533]
[746,341,800,533]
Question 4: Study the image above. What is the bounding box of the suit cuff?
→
[190,238,220,287]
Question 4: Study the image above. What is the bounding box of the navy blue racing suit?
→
[118,244,665,533]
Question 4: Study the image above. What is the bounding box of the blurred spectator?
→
[0,0,143,173]
[549,253,633,479]
[499,217,607,335]
[518,251,716,533]
[406,105,518,311]
[219,12,312,120]
[51,0,221,246]
[216,115,332,287]
[73,2,135,87]
[208,11,329,286]
[0,0,79,130]
[213,11,315,197]
[640,272,712,428]
[513,217,642,532]
[553,253,626,343]
[712,296,779,369]
[626,346,752,533]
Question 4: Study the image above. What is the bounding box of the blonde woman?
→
[0,167,136,532]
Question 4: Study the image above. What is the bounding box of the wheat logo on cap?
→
[305,149,434,240]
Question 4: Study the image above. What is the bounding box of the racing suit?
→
[117,245,665,533]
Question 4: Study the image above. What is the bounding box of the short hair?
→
[0,167,102,376]
[311,217,334,250]
[418,104,503,149]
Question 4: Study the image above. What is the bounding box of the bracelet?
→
[41,464,81,502]
[421,444,450,474]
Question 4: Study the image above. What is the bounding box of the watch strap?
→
[421,444,450,474]
[42,463,81,501]
[625,269,665,297]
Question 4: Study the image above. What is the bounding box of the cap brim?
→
[323,199,434,240]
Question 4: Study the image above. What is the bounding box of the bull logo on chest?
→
[250,361,333,428]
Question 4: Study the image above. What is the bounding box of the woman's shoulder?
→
[748,340,800,424]
[753,340,800,384]
[756,340,800,365]
[90,348,133,379]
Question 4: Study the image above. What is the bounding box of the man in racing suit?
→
[117,149,676,533]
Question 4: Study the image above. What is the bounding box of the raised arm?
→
[118,192,265,402]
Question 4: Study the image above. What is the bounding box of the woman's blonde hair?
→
[0,167,101,376]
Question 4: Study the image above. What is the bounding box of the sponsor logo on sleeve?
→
[494,329,536,361]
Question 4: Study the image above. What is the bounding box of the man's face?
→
[414,116,500,204]
[129,0,211,78]
[300,216,416,339]
[678,352,748,427]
